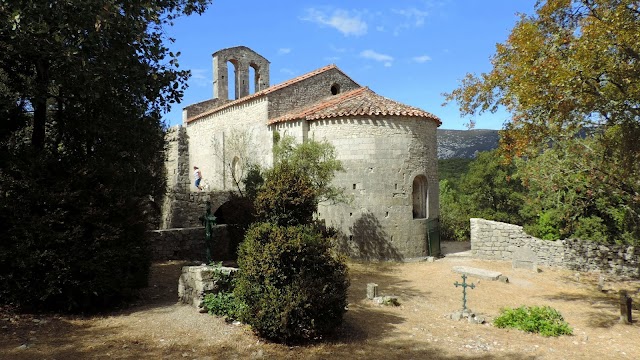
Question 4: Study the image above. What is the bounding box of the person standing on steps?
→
[193,166,203,191]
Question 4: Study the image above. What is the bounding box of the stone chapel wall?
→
[186,98,271,191]
[311,116,439,260]
[267,67,360,120]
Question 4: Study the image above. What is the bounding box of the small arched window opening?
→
[412,175,428,219]
[250,63,260,94]
[231,156,242,183]
[227,60,238,100]
[330,83,340,95]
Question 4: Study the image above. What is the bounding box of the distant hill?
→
[437,129,500,159]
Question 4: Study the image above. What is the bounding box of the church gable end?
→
[266,67,360,120]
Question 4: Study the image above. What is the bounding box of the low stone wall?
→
[470,218,640,278]
[148,225,231,262]
[161,191,234,229]
[178,265,238,308]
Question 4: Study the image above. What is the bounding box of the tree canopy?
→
[444,0,640,244]
[445,0,639,151]
[0,0,212,311]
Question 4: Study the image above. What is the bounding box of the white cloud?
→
[393,7,429,27]
[301,8,367,36]
[360,49,394,67]
[412,55,432,63]
[190,68,209,87]
[390,7,430,35]
[278,48,291,55]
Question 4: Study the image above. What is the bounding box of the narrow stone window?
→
[227,60,237,100]
[412,175,428,219]
[353,184,356,190]
[331,83,340,95]
[231,156,241,182]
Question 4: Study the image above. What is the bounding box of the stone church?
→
[163,46,441,260]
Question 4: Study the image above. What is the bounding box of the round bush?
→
[234,222,349,344]
[253,162,316,227]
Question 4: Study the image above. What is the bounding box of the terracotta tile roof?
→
[268,87,442,125]
[186,64,355,123]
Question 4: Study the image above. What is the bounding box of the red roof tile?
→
[186,64,356,123]
[268,87,442,126]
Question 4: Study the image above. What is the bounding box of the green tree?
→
[445,0,640,244]
[439,150,525,241]
[0,0,211,311]
[254,161,317,227]
[461,150,525,224]
[519,133,639,244]
[236,136,349,344]
[273,135,347,204]
[445,0,639,147]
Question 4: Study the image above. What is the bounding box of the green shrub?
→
[494,305,573,337]
[234,222,349,344]
[201,263,245,321]
[254,162,317,226]
[202,292,246,321]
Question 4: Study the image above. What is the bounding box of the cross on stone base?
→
[454,274,476,312]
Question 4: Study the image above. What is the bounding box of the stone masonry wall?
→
[160,191,233,229]
[267,67,360,120]
[148,225,231,262]
[470,218,640,278]
[186,98,271,191]
[312,116,439,260]
[163,126,190,193]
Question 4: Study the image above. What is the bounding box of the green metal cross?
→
[199,201,217,263]
[454,274,476,311]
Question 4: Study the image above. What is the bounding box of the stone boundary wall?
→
[148,225,231,262]
[470,218,640,278]
[161,191,233,229]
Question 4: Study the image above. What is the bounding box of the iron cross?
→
[454,274,476,311]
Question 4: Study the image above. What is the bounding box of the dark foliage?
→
[234,222,349,344]
[0,0,211,312]
[253,162,317,227]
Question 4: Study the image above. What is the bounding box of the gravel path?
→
[2,242,639,359]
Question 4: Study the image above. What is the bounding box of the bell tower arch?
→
[213,46,270,100]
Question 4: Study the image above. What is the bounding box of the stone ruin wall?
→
[470,218,640,278]
[148,225,230,262]
[155,127,235,262]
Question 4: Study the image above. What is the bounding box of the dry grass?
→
[2,242,640,359]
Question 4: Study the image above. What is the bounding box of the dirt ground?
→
[2,241,640,360]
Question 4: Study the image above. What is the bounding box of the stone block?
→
[512,246,538,272]
[452,266,502,280]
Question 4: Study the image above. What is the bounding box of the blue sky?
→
[162,1,536,130]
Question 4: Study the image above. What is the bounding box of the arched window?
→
[330,83,340,95]
[227,60,238,100]
[412,175,428,219]
[231,156,241,182]
[250,63,260,94]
